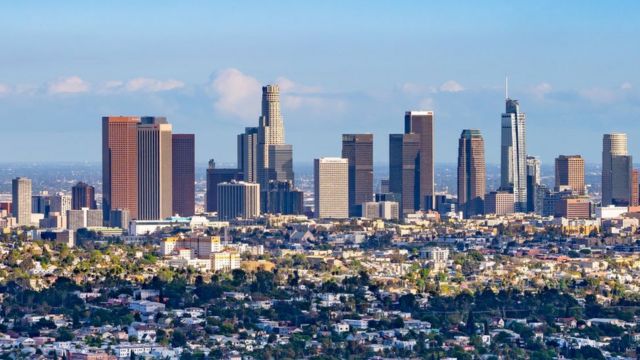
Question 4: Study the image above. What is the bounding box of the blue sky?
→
[1,1,639,166]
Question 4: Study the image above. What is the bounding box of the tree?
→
[171,330,187,347]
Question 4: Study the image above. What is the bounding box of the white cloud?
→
[275,77,322,94]
[48,76,90,94]
[621,82,633,90]
[531,82,552,99]
[439,80,464,93]
[124,78,184,92]
[207,68,261,120]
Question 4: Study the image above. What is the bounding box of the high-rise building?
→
[485,190,515,216]
[137,117,173,220]
[602,133,632,206]
[633,169,639,207]
[404,111,434,209]
[32,193,51,216]
[205,160,243,213]
[556,197,591,219]
[50,193,71,218]
[238,127,259,183]
[257,85,285,188]
[526,156,541,212]
[500,98,527,212]
[457,130,486,218]
[72,182,96,210]
[342,134,374,217]
[217,181,261,220]
[264,181,304,215]
[67,208,103,231]
[314,158,349,219]
[267,144,294,184]
[555,155,585,195]
[389,133,421,216]
[172,134,195,217]
[102,116,140,223]
[12,177,32,226]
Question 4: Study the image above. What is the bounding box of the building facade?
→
[217,181,261,220]
[342,134,374,217]
[314,158,349,219]
[389,133,421,217]
[72,182,96,210]
[137,117,173,220]
[12,177,32,226]
[257,85,285,189]
[404,111,435,209]
[500,99,527,212]
[555,155,585,195]
[205,160,243,213]
[172,134,195,217]
[457,129,486,218]
[602,133,632,206]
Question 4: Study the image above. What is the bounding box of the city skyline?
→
[2,2,640,166]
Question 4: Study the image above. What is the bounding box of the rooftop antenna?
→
[505,76,509,100]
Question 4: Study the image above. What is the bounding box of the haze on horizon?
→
[1,1,639,167]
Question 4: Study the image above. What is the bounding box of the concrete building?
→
[12,177,32,226]
[404,111,435,209]
[102,116,140,223]
[556,197,591,219]
[137,116,173,220]
[217,181,260,220]
[485,191,514,216]
[342,134,374,217]
[263,181,304,215]
[238,127,259,183]
[457,129,486,218]
[172,134,195,217]
[555,155,585,195]
[205,159,243,213]
[314,157,349,219]
[257,85,285,189]
[389,133,421,216]
[361,201,399,220]
[500,98,527,212]
[72,182,96,210]
[160,235,222,258]
[633,169,639,207]
[67,208,104,231]
[602,133,632,206]
[211,251,241,272]
[267,144,294,184]
[526,156,541,212]
[50,193,71,217]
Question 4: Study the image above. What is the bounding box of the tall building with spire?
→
[457,130,486,218]
[602,133,632,206]
[257,85,285,189]
[500,94,527,212]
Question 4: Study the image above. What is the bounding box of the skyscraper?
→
[12,177,32,226]
[555,155,585,195]
[633,169,639,207]
[264,181,304,215]
[404,111,435,209]
[314,158,349,219]
[205,159,243,213]
[102,116,140,223]
[526,156,541,212]
[389,133,421,217]
[238,127,259,183]
[501,98,527,212]
[257,85,285,188]
[602,133,632,206]
[172,134,195,217]
[72,182,96,210]
[217,181,261,220]
[267,144,294,184]
[457,130,486,218]
[342,134,374,217]
[137,117,173,220]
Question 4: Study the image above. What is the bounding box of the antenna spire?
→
[505,76,509,100]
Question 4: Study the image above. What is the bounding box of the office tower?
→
[485,190,514,216]
[205,160,243,213]
[362,201,400,221]
[389,133,421,216]
[457,130,486,218]
[534,184,550,216]
[72,182,96,210]
[500,98,527,212]
[633,170,639,207]
[526,156,541,212]
[217,181,260,220]
[342,134,374,217]
[238,127,259,182]
[172,134,195,217]
[264,181,304,215]
[602,133,632,206]
[267,144,294,183]
[555,155,585,195]
[12,177,32,226]
[67,208,104,231]
[137,117,173,220]
[404,111,435,209]
[102,116,140,223]
[109,209,130,230]
[380,179,390,194]
[32,193,51,216]
[314,158,349,219]
[556,197,591,219]
[257,85,285,188]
